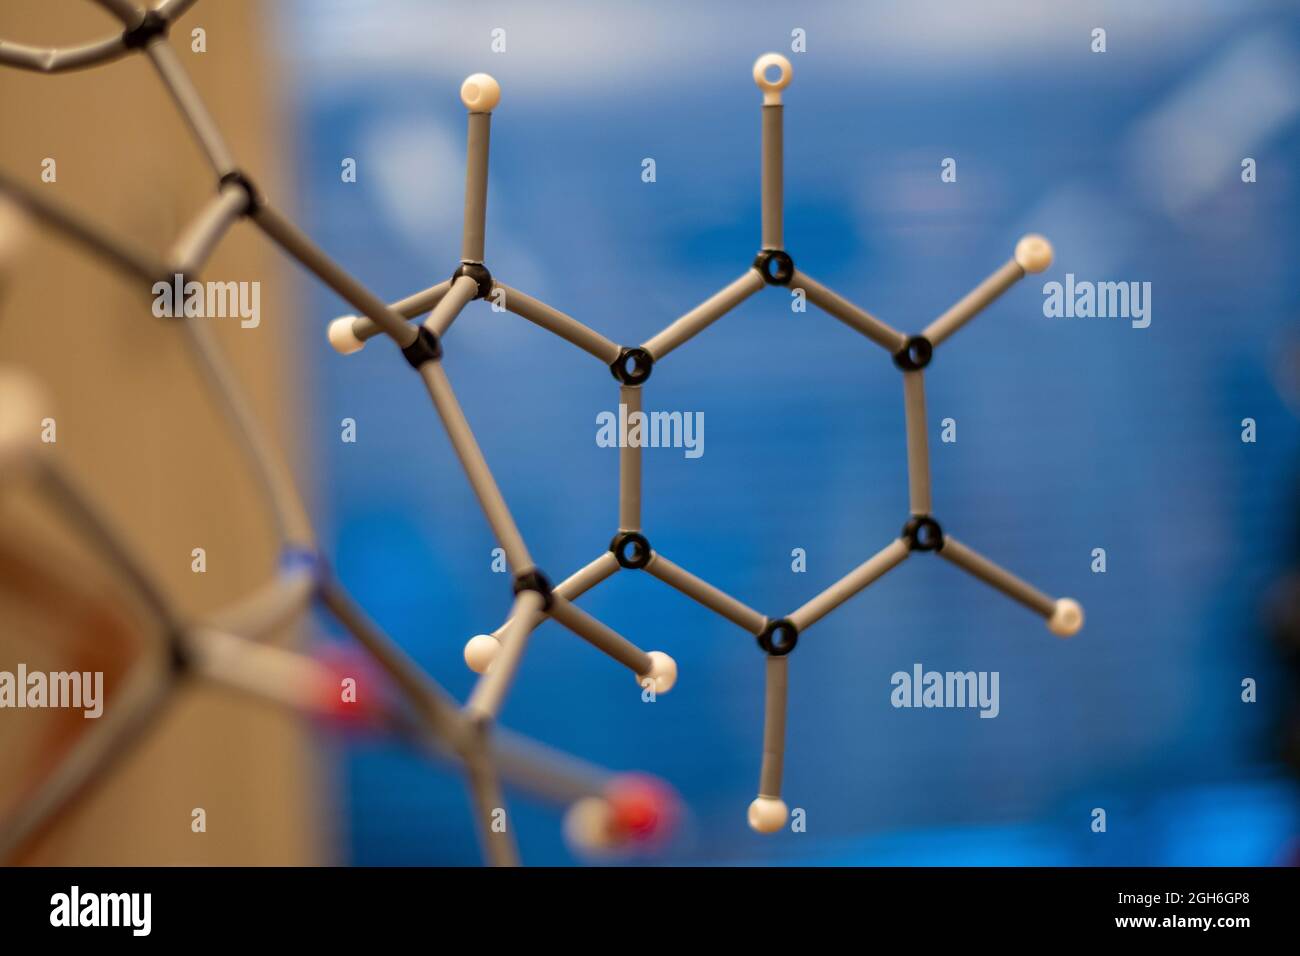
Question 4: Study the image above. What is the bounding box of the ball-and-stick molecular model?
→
[330,51,1085,833]
[0,0,1082,862]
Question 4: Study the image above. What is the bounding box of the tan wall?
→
[0,0,323,864]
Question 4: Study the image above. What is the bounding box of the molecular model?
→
[0,0,1082,865]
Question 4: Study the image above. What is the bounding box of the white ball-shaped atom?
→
[0,197,30,269]
[1014,234,1054,273]
[0,367,49,475]
[635,650,677,694]
[463,634,501,673]
[460,73,501,113]
[562,796,613,853]
[752,53,792,104]
[747,795,789,834]
[1048,598,1084,637]
[327,316,364,355]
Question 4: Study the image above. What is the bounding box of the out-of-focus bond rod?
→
[0,34,128,74]
[143,36,235,177]
[459,74,500,263]
[155,0,200,21]
[641,269,765,360]
[786,537,910,632]
[465,590,546,722]
[619,384,642,531]
[156,0,201,22]
[903,369,932,515]
[0,664,174,863]
[644,551,767,634]
[0,170,164,281]
[418,361,534,571]
[318,579,468,744]
[41,462,179,630]
[496,282,621,364]
[183,627,336,714]
[488,728,612,803]
[167,183,249,276]
[425,273,478,337]
[252,202,416,347]
[91,0,144,25]
[463,726,520,866]
[922,235,1054,347]
[753,53,792,250]
[179,319,316,547]
[201,566,315,643]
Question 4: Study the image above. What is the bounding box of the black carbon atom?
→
[610,530,652,570]
[512,568,554,610]
[400,326,442,369]
[754,249,795,286]
[610,346,654,386]
[218,169,262,214]
[122,10,168,49]
[902,515,945,552]
[892,335,934,371]
[452,261,494,300]
[758,618,799,656]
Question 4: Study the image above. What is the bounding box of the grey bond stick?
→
[419,361,534,572]
[755,655,788,817]
[619,384,642,531]
[168,184,248,275]
[0,26,1084,857]
[644,552,767,635]
[792,269,908,353]
[425,273,478,337]
[923,258,1026,347]
[903,370,932,515]
[548,596,654,677]
[461,108,492,263]
[640,269,764,359]
[144,37,235,176]
[253,203,416,347]
[760,66,784,250]
[498,283,621,364]
[787,538,911,633]
[466,591,547,722]
[762,105,782,249]
[939,536,1057,618]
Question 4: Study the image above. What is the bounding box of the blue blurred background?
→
[278,0,1300,864]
